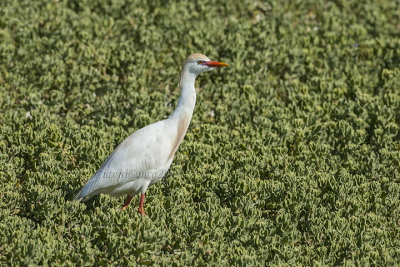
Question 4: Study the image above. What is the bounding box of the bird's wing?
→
[74,120,171,201]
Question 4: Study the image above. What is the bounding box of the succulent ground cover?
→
[1,0,400,265]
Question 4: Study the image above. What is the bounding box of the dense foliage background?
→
[1,0,400,265]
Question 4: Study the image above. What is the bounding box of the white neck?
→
[170,69,197,121]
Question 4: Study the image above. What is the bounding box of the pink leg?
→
[121,196,133,211]
[138,193,145,217]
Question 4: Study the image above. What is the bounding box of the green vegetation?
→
[1,0,400,265]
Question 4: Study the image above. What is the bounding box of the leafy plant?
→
[1,0,400,265]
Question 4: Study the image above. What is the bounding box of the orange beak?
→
[204,61,229,67]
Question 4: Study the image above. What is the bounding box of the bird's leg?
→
[121,196,133,211]
[138,193,146,217]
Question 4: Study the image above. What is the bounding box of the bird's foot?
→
[138,207,146,217]
[138,193,146,216]
[121,196,133,211]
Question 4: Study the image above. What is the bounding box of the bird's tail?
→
[73,185,94,202]
[73,188,84,202]
[73,172,100,202]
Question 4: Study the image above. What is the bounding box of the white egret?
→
[74,53,228,216]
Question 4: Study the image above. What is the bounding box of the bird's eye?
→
[197,60,204,65]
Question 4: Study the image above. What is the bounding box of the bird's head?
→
[183,53,228,75]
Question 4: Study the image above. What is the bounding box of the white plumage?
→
[74,53,228,216]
